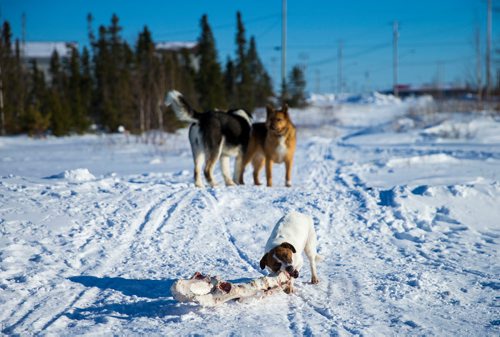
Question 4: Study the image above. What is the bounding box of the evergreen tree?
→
[234,11,254,111]
[67,46,89,133]
[135,26,159,132]
[80,47,93,127]
[196,14,226,110]
[48,51,71,135]
[0,21,27,134]
[0,21,12,134]
[287,65,307,107]
[247,36,273,107]
[93,14,134,132]
[21,103,50,137]
[22,60,51,136]
[224,57,237,107]
[177,48,198,107]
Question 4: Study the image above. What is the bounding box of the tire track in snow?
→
[204,190,262,273]
[52,187,193,329]
[11,182,187,334]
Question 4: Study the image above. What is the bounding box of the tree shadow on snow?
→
[66,276,196,321]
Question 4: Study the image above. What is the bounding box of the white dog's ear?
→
[280,242,296,253]
[260,253,269,270]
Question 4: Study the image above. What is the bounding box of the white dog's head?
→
[259,242,299,278]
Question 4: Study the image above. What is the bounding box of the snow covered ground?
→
[1,94,499,336]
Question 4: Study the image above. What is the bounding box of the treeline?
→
[0,12,306,136]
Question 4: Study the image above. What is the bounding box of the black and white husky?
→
[166,90,252,187]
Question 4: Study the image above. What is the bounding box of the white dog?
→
[260,211,321,289]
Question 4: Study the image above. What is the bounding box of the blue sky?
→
[2,0,498,93]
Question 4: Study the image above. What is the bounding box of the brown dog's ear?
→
[266,105,274,118]
[282,104,289,113]
[260,253,269,269]
[280,242,296,253]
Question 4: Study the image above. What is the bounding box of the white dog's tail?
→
[165,90,199,123]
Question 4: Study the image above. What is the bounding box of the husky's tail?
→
[165,90,199,123]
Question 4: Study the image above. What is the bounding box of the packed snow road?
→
[1,95,499,336]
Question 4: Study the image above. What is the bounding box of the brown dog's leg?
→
[265,158,274,187]
[238,152,251,185]
[285,158,293,187]
[252,156,264,185]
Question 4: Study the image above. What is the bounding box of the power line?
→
[154,13,280,39]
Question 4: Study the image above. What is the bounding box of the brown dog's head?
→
[259,242,299,278]
[266,104,291,135]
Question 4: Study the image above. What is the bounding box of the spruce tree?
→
[196,14,226,110]
[80,47,93,128]
[0,21,26,134]
[287,65,307,107]
[48,51,71,135]
[224,57,237,107]
[22,60,50,136]
[247,36,273,107]
[67,46,89,133]
[135,26,157,133]
[235,11,254,112]
[93,14,134,132]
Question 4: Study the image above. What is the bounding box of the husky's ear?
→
[280,242,296,253]
[260,253,269,270]
[266,105,275,118]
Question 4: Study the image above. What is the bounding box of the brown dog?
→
[238,104,296,187]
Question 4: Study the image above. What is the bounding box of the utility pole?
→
[315,69,320,93]
[476,27,482,101]
[281,0,287,101]
[337,40,343,94]
[22,13,26,57]
[393,21,399,97]
[486,0,492,98]
[364,71,370,93]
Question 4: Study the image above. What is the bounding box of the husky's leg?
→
[204,138,224,187]
[189,124,204,187]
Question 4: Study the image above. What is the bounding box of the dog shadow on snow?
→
[66,276,196,322]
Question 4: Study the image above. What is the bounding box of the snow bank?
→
[386,154,460,168]
[422,116,500,143]
[308,91,402,106]
[45,168,96,182]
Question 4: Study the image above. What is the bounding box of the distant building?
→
[20,41,78,78]
[17,40,198,77]
[385,84,474,99]
[155,41,199,71]
[155,41,197,52]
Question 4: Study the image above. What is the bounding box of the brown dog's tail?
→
[165,90,200,123]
